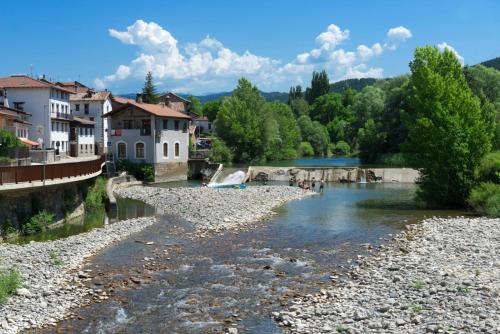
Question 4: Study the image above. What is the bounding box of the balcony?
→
[110,128,151,137]
[51,112,71,120]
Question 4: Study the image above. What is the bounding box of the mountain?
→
[119,91,288,104]
[481,57,500,70]
[329,78,378,93]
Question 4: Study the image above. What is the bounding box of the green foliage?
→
[297,115,329,156]
[141,71,159,103]
[310,93,343,124]
[0,268,21,304]
[202,100,221,122]
[289,98,309,117]
[481,56,500,71]
[23,210,54,235]
[403,46,492,208]
[377,153,407,167]
[298,141,314,157]
[476,151,500,183]
[305,70,330,104]
[410,304,423,313]
[0,129,22,157]
[187,95,203,115]
[288,85,303,103]
[209,137,233,163]
[330,78,378,93]
[468,182,500,217]
[333,141,350,155]
[413,278,425,290]
[49,251,63,266]
[84,177,108,212]
[357,119,387,163]
[335,324,346,332]
[116,159,155,182]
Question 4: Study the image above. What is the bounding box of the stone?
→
[16,288,31,297]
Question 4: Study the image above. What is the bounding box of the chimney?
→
[165,95,171,107]
[136,93,143,103]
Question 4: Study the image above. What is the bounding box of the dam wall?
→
[247,166,420,183]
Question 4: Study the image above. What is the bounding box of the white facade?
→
[71,96,111,153]
[2,87,71,155]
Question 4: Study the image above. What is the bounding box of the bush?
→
[210,137,233,163]
[116,159,154,182]
[298,142,314,157]
[0,268,21,304]
[334,141,351,155]
[84,177,108,211]
[476,151,500,183]
[23,210,54,235]
[468,182,500,217]
[378,153,407,167]
[0,129,21,156]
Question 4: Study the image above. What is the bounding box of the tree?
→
[266,102,301,159]
[203,100,221,122]
[187,95,203,115]
[297,115,330,156]
[310,92,343,124]
[289,98,309,117]
[288,85,303,104]
[305,70,330,104]
[141,72,159,103]
[403,46,492,207]
[357,119,387,163]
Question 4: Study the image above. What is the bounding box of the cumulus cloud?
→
[385,26,412,50]
[437,42,464,65]
[96,20,412,93]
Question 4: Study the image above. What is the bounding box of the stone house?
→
[105,95,191,182]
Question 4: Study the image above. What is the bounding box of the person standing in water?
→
[289,177,294,187]
[319,179,324,193]
[311,177,316,192]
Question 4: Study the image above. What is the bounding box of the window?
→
[163,142,168,157]
[90,128,93,136]
[56,104,59,113]
[208,123,212,130]
[135,142,145,159]
[84,104,89,115]
[56,122,59,131]
[51,121,55,130]
[117,142,126,159]
[79,128,83,136]
[174,142,180,158]
[75,104,80,111]
[174,120,179,130]
[85,128,88,136]
[162,119,168,130]
[123,120,133,129]
[80,144,83,152]
[51,103,54,113]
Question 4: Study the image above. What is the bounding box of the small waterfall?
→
[208,170,246,188]
[358,169,367,184]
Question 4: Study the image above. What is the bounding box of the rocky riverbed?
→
[0,185,311,333]
[115,185,314,237]
[275,217,500,333]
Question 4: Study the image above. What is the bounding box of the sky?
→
[2,0,499,95]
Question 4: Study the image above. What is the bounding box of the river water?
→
[27,182,466,334]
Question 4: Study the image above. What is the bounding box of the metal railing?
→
[0,155,105,185]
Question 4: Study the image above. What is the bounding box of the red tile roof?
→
[107,96,191,119]
[56,81,90,93]
[0,75,75,94]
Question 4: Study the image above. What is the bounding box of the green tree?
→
[305,70,330,104]
[187,95,203,115]
[357,119,387,163]
[0,129,21,156]
[403,46,492,207]
[297,115,330,156]
[266,102,301,159]
[203,100,221,122]
[141,72,159,103]
[288,85,303,104]
[289,98,309,117]
[310,92,343,124]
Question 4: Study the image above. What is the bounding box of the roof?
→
[70,90,111,102]
[20,138,39,146]
[0,75,75,94]
[56,81,90,93]
[71,116,95,125]
[107,96,191,119]
[160,91,191,103]
[195,116,209,121]
[0,105,31,116]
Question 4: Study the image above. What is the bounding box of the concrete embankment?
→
[247,166,420,183]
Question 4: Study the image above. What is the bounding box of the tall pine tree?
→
[305,70,330,104]
[288,85,303,104]
[142,72,159,103]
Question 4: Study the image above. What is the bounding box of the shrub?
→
[23,210,54,235]
[468,182,500,217]
[210,137,234,163]
[378,153,407,167]
[84,177,108,211]
[298,141,314,157]
[0,268,21,304]
[116,159,154,182]
[476,151,500,183]
[334,141,350,155]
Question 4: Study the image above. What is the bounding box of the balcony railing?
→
[0,155,105,185]
[51,112,71,120]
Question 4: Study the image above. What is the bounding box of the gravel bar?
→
[274,217,500,333]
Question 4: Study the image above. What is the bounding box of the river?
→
[26,182,467,334]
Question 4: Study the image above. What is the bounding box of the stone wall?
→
[154,161,188,182]
[247,166,420,183]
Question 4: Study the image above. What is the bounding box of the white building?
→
[0,75,74,157]
[69,117,96,157]
[57,81,112,154]
[105,96,191,182]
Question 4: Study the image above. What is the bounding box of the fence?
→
[0,147,30,159]
[0,155,105,185]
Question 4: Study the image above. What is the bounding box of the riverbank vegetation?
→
[84,177,108,212]
[0,267,21,304]
[116,159,154,182]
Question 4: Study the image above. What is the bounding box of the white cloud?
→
[437,42,464,65]
[96,20,411,94]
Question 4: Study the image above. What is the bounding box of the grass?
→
[410,304,423,313]
[48,251,63,266]
[84,177,108,211]
[456,285,470,293]
[475,269,481,277]
[413,279,425,290]
[0,268,22,304]
[336,324,346,332]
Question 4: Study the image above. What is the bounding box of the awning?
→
[20,138,39,146]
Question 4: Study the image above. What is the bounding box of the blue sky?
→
[2,0,499,95]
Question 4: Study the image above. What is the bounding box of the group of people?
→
[289,176,324,192]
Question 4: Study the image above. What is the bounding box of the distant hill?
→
[481,57,500,70]
[117,78,377,105]
[329,78,378,93]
